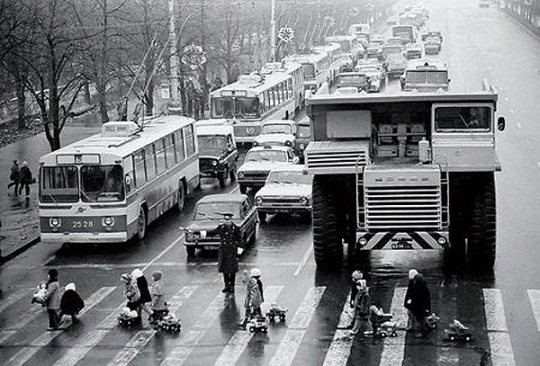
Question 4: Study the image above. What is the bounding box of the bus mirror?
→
[497,116,506,131]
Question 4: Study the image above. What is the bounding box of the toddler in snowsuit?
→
[350,280,371,338]
[60,283,85,323]
[150,271,168,322]
[238,268,264,329]
[121,273,140,312]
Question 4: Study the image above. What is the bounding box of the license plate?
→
[200,230,207,239]
[71,219,95,229]
[391,242,413,250]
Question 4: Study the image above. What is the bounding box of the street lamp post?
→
[271,0,276,61]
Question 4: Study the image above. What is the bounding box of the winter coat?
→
[10,164,19,181]
[135,276,152,304]
[210,222,242,273]
[60,289,84,315]
[353,291,371,320]
[19,166,33,185]
[404,274,431,317]
[125,281,140,304]
[151,280,167,311]
[44,281,62,310]
[244,278,263,309]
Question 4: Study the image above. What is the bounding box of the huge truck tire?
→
[468,173,496,270]
[312,176,342,268]
[446,174,467,269]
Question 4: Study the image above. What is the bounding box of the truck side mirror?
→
[497,116,506,131]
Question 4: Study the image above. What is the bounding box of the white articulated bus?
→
[259,61,305,112]
[283,52,331,96]
[39,116,199,243]
[209,73,296,143]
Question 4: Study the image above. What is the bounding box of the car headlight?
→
[300,196,309,206]
[212,160,218,167]
[253,140,259,146]
[102,216,114,226]
[255,196,263,205]
[299,143,305,150]
[285,140,292,146]
[49,217,61,227]
[238,172,244,179]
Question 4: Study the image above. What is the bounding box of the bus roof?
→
[406,59,448,71]
[39,115,194,164]
[210,72,291,97]
[197,193,247,204]
[307,90,497,106]
[283,52,328,65]
[196,125,233,137]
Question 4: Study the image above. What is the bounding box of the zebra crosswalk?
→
[0,282,538,366]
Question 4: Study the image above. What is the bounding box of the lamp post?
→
[271,0,276,61]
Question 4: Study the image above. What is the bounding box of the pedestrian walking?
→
[404,269,418,332]
[60,283,84,323]
[132,268,154,320]
[7,160,19,196]
[120,273,140,312]
[350,279,371,338]
[208,212,243,293]
[43,269,62,331]
[18,161,33,197]
[404,270,431,338]
[238,268,264,329]
[349,270,363,308]
[150,271,167,322]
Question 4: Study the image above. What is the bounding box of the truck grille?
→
[305,141,369,173]
[234,125,260,137]
[364,186,442,230]
[200,158,217,172]
[243,171,268,181]
[260,197,302,206]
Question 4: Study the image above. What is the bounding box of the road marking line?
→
[213,286,284,366]
[337,294,352,328]
[268,286,326,366]
[322,295,353,366]
[0,288,31,313]
[0,306,43,344]
[293,245,313,277]
[483,289,508,331]
[289,286,325,329]
[107,286,198,366]
[488,332,515,366]
[509,109,514,114]
[527,289,540,332]
[516,122,522,128]
[379,287,408,366]
[160,331,205,366]
[437,278,459,364]
[0,330,16,344]
[143,233,185,271]
[504,97,509,102]
[5,286,115,366]
[52,330,110,366]
[193,292,231,329]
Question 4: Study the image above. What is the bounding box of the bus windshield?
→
[194,202,240,220]
[41,166,79,203]
[261,124,292,135]
[407,71,448,84]
[245,150,287,162]
[197,135,227,154]
[267,171,312,185]
[81,165,125,202]
[211,97,260,119]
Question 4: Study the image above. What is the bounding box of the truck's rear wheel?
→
[468,173,496,270]
[312,176,342,268]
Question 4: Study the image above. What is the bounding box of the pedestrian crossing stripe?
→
[0,288,31,313]
[1,285,538,366]
[357,231,448,250]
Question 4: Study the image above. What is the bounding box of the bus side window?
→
[125,156,136,194]
[165,134,176,166]
[184,125,196,156]
[134,150,146,187]
[145,145,157,180]
[155,139,167,174]
[175,130,185,162]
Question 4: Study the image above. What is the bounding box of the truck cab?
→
[305,83,505,270]
[400,60,450,91]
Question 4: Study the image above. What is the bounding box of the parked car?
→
[295,116,312,161]
[252,120,297,148]
[237,145,299,194]
[254,166,312,223]
[183,194,257,256]
[196,124,238,188]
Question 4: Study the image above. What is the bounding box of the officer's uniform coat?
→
[210,221,242,273]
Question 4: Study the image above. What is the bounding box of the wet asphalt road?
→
[1,0,540,365]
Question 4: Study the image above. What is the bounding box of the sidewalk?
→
[0,122,101,262]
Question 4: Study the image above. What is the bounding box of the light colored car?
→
[254,165,312,222]
[384,53,407,77]
[424,36,442,54]
[405,43,423,60]
[366,43,383,59]
[356,62,386,92]
[336,72,370,92]
[252,120,297,148]
[237,145,299,194]
[335,87,360,95]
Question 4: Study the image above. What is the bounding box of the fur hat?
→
[408,269,418,280]
[351,270,363,281]
[152,271,162,281]
[250,268,262,277]
[65,283,76,291]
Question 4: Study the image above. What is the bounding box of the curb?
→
[501,9,540,40]
[0,236,41,265]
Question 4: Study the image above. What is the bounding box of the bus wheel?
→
[137,207,147,240]
[177,181,186,212]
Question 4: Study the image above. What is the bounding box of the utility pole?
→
[169,0,179,104]
[200,0,208,117]
[271,0,276,61]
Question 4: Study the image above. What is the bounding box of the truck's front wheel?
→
[312,176,342,268]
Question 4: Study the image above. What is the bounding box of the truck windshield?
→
[194,203,239,220]
[211,97,260,119]
[197,135,227,153]
[407,71,448,84]
[81,165,125,202]
[40,166,79,203]
[435,106,491,131]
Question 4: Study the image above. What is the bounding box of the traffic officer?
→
[208,212,243,293]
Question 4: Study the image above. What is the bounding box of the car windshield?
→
[245,150,287,162]
[211,96,260,119]
[261,124,292,134]
[435,106,491,131]
[357,66,378,73]
[383,47,402,57]
[81,165,124,202]
[194,202,240,220]
[407,71,448,84]
[267,171,312,185]
[387,54,404,62]
[197,135,227,153]
[297,125,311,138]
[338,75,367,85]
[40,166,79,203]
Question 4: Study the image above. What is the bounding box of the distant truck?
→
[391,25,416,45]
[304,81,506,270]
[349,23,371,46]
[401,60,450,91]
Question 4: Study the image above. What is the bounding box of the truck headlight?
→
[49,217,61,227]
[253,140,259,146]
[358,237,368,247]
[300,196,309,206]
[238,172,244,179]
[102,216,114,226]
[255,196,263,205]
[285,140,292,146]
[299,143,305,150]
[437,236,447,245]
[212,160,218,167]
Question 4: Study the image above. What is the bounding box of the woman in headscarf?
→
[132,269,154,320]
[43,269,62,331]
[60,283,85,323]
